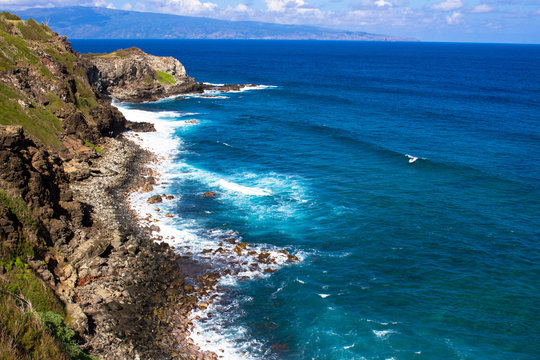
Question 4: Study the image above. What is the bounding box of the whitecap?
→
[218,179,272,196]
[116,101,304,360]
[405,154,418,163]
[225,84,278,93]
[344,344,355,349]
[318,294,331,298]
[373,330,396,340]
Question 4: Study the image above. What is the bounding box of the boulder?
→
[147,195,163,204]
[66,302,88,335]
[125,121,156,132]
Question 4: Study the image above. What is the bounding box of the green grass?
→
[0,83,63,148]
[0,259,99,360]
[86,47,142,59]
[44,46,77,74]
[84,141,103,153]
[1,262,63,315]
[39,311,99,360]
[0,30,40,71]
[1,12,20,21]
[154,70,176,85]
[0,293,69,360]
[0,190,36,230]
[39,65,53,79]
[15,18,53,41]
[74,77,99,113]
[93,50,127,58]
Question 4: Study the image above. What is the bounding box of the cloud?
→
[431,0,463,12]
[343,5,421,28]
[265,0,306,12]
[0,0,95,9]
[262,0,327,23]
[374,0,392,8]
[152,0,218,15]
[92,0,115,8]
[234,3,249,12]
[446,11,463,23]
[470,4,493,13]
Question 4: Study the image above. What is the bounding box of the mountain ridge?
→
[16,6,415,41]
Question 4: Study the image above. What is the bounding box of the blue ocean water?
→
[73,40,540,359]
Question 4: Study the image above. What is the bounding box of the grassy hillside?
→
[0,12,106,149]
[0,13,108,359]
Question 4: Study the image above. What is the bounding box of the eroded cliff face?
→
[86,47,201,102]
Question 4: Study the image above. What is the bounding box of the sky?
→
[1,0,539,43]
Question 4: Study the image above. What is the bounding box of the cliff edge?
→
[86,47,200,102]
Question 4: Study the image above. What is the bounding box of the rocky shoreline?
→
[0,14,297,359]
[117,95,301,358]
[67,136,218,360]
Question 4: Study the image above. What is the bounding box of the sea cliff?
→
[0,13,217,360]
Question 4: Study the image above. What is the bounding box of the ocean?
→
[72,40,540,360]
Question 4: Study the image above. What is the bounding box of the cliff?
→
[0,13,213,360]
[85,47,200,102]
[0,13,125,150]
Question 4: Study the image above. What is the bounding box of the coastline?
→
[114,93,300,359]
[68,136,217,359]
[0,17,298,355]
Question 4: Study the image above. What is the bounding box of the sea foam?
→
[115,99,301,360]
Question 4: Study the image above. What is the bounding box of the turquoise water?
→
[73,40,540,359]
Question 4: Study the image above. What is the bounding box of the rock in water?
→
[147,194,163,204]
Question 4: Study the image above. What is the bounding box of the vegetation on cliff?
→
[0,12,122,359]
[0,12,124,150]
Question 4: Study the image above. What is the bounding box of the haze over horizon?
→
[2,1,539,44]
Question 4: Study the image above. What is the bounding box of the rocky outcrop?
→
[86,47,198,102]
[86,47,262,102]
[125,120,156,132]
[0,125,75,252]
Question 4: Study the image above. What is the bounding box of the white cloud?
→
[265,0,306,13]
[122,3,133,10]
[234,3,249,12]
[446,11,463,24]
[343,6,418,27]
[261,0,327,23]
[374,0,392,8]
[93,0,115,8]
[471,4,493,13]
[156,0,218,15]
[431,0,463,12]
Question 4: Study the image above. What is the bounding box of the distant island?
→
[16,6,415,41]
